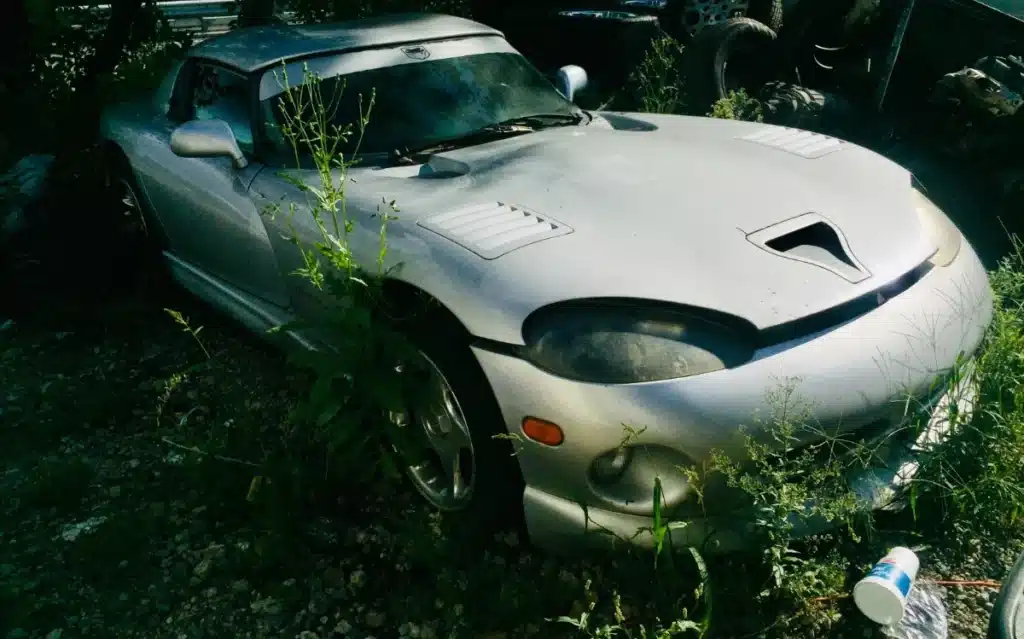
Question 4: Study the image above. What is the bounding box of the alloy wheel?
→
[399,352,477,511]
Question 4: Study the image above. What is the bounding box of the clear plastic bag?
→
[881,581,949,639]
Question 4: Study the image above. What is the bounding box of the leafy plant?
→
[909,237,1024,535]
[629,36,687,114]
[708,89,764,122]
[261,63,429,489]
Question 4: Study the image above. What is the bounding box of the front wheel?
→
[102,152,169,293]
[394,318,526,535]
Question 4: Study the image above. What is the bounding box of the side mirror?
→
[555,65,589,103]
[170,119,248,169]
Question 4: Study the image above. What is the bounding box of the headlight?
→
[913,183,962,267]
[522,303,757,384]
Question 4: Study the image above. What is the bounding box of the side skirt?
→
[163,251,321,353]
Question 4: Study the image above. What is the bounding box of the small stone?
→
[108,486,121,498]
[193,558,212,579]
[231,579,250,593]
[365,611,385,628]
[251,596,282,615]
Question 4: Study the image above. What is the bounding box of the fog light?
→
[590,447,634,484]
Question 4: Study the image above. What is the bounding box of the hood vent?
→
[739,126,844,159]
[747,213,870,283]
[419,202,574,259]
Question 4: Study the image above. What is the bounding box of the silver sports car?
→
[99,13,993,552]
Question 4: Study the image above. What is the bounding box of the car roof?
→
[187,13,504,74]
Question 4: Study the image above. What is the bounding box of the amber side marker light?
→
[522,417,565,446]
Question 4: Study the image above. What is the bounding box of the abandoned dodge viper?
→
[98,13,994,552]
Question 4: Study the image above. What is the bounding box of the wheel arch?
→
[380,277,473,340]
[99,138,169,248]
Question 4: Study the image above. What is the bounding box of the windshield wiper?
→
[389,112,586,164]
[492,112,586,128]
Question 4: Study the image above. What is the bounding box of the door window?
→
[191,63,254,154]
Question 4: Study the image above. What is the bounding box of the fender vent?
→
[739,126,844,159]
[419,202,573,259]
[747,213,870,283]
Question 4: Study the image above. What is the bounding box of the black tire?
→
[398,307,526,539]
[748,0,783,33]
[102,148,170,293]
[661,0,782,40]
[684,17,779,115]
[758,81,858,132]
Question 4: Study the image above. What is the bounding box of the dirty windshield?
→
[264,51,577,157]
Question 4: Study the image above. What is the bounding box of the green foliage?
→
[685,384,864,634]
[6,3,188,157]
[262,64,429,490]
[628,36,687,115]
[708,89,764,122]
[909,237,1024,534]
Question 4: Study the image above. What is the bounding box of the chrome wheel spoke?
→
[422,405,472,497]
[404,353,476,510]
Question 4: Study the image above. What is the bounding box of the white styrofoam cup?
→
[853,546,920,625]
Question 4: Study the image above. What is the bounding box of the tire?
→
[749,0,783,33]
[102,149,170,293]
[661,0,782,40]
[758,81,858,132]
[395,307,526,539]
[684,17,779,115]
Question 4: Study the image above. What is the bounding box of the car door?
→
[136,59,290,308]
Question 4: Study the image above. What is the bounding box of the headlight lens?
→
[913,184,962,267]
[522,304,756,384]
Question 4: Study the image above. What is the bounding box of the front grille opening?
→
[784,418,913,469]
[782,383,950,469]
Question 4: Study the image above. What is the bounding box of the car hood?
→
[343,113,938,344]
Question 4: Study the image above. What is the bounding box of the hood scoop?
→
[739,126,844,159]
[747,213,871,283]
[419,202,574,259]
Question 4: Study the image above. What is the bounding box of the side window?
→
[191,63,254,154]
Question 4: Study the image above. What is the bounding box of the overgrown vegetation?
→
[627,34,766,121]
[3,5,1024,639]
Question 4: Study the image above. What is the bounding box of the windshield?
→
[262,51,577,158]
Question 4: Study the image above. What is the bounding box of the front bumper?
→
[471,239,993,553]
